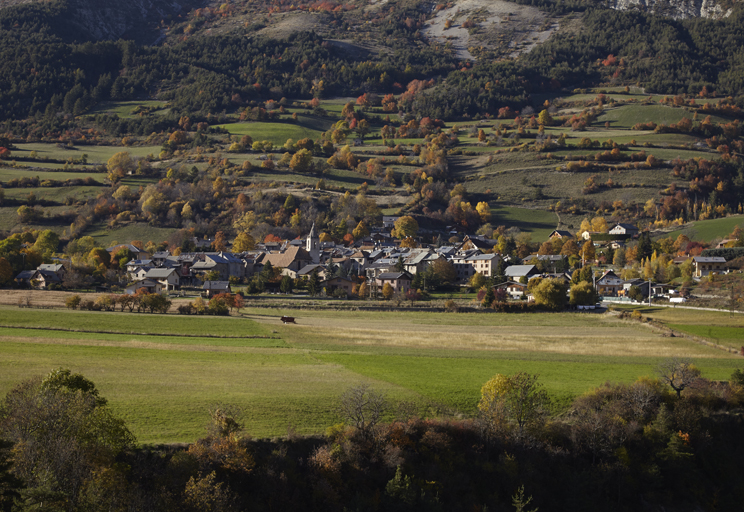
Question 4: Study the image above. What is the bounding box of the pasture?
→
[216,118,329,146]
[662,215,744,242]
[0,304,741,444]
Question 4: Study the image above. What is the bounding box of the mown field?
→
[0,304,740,445]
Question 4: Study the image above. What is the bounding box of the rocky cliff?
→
[606,0,736,19]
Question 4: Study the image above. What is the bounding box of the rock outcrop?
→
[606,0,734,20]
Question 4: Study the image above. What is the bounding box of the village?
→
[11,214,738,311]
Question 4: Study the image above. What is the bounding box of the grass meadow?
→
[1,304,741,444]
[663,215,744,242]
[217,117,329,146]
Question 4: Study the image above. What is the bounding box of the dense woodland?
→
[2,1,744,123]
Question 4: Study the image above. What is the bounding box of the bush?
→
[177,304,196,315]
[444,299,458,312]
[332,288,348,299]
[65,295,81,310]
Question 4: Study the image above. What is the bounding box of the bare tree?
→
[338,384,387,439]
[656,358,701,398]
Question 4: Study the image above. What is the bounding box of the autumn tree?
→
[532,278,567,310]
[106,152,135,184]
[232,232,256,253]
[581,240,596,263]
[352,220,370,240]
[0,369,135,510]
[569,281,599,306]
[478,372,550,440]
[382,282,394,300]
[475,202,491,222]
[289,149,313,172]
[391,216,419,239]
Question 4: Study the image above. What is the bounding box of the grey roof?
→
[38,263,64,272]
[467,253,499,261]
[152,251,170,258]
[377,272,412,280]
[504,265,537,277]
[203,281,230,290]
[107,244,146,254]
[144,268,176,279]
[297,264,325,276]
[612,223,638,230]
[15,270,35,280]
[127,259,152,266]
[192,261,217,270]
[693,256,727,263]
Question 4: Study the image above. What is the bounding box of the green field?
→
[0,167,105,182]
[488,206,558,240]
[662,215,744,242]
[85,222,179,246]
[1,305,740,444]
[88,100,170,119]
[217,117,330,146]
[12,144,159,165]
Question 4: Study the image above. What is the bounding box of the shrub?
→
[65,295,81,310]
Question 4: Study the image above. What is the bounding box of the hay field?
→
[0,304,741,444]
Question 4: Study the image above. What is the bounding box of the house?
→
[595,270,623,296]
[14,270,36,287]
[260,246,314,274]
[322,276,355,297]
[107,244,150,260]
[466,253,501,278]
[151,251,171,267]
[297,264,328,280]
[382,216,400,230]
[144,268,180,291]
[580,231,600,241]
[692,256,727,278]
[458,235,497,253]
[450,250,480,283]
[403,249,434,275]
[38,263,66,280]
[494,280,528,300]
[549,230,572,239]
[125,278,163,295]
[202,281,230,297]
[25,269,61,289]
[608,223,639,237]
[376,271,413,293]
[504,265,539,281]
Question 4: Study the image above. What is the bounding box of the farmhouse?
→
[202,280,230,297]
[505,264,539,281]
[376,271,413,293]
[692,256,727,278]
[608,223,639,237]
[494,280,528,300]
[549,230,572,239]
[595,270,623,296]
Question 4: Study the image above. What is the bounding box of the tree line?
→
[2,363,744,511]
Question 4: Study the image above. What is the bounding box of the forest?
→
[2,1,744,124]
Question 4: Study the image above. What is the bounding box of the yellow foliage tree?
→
[475,201,491,222]
[382,282,394,300]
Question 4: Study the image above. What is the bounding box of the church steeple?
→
[306,222,320,263]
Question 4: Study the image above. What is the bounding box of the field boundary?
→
[608,311,744,357]
[0,324,281,340]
